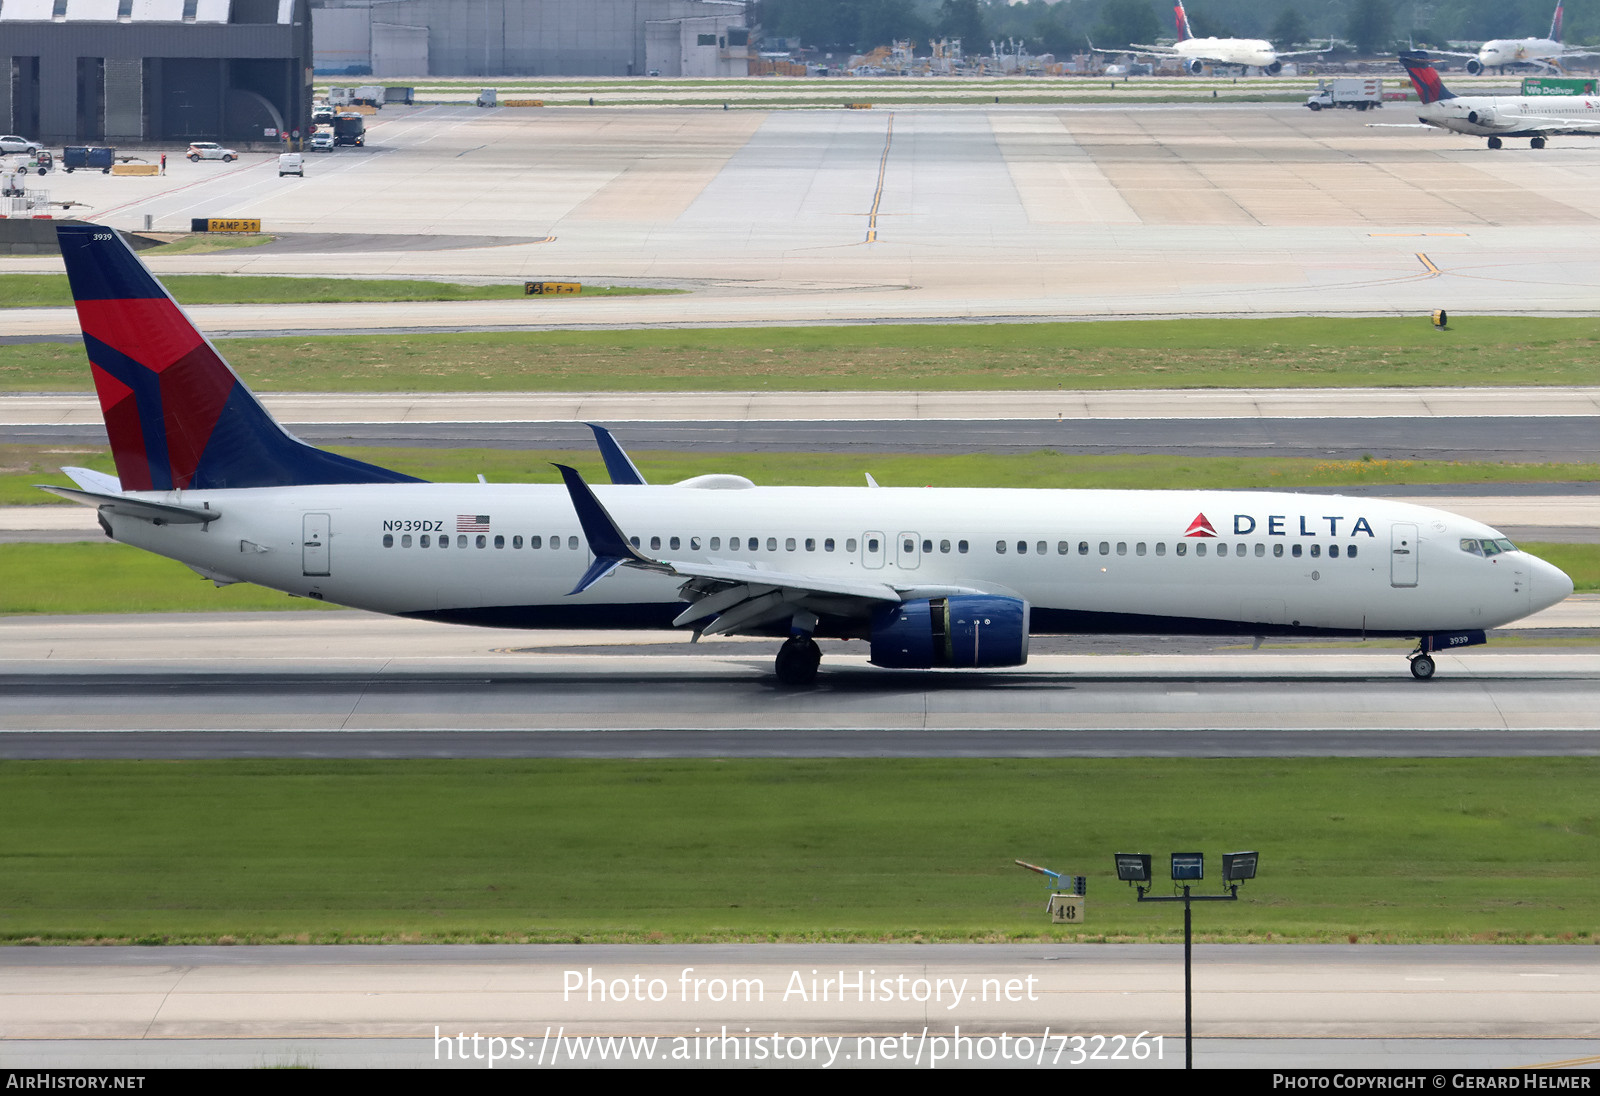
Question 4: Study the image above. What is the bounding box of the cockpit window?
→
[1462,537,1517,557]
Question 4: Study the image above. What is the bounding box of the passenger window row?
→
[994,539,1361,560]
[382,533,581,550]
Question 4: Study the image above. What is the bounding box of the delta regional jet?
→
[1099,1,1326,75]
[45,226,1572,684]
[1399,50,1600,148]
[1429,2,1595,74]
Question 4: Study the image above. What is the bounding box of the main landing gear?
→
[775,635,822,687]
[1531,137,1547,150]
[1487,136,1503,149]
[774,611,822,687]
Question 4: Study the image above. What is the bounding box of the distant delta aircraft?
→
[1094,1,1327,75]
[1399,50,1600,148]
[1428,2,1596,74]
[43,225,1572,684]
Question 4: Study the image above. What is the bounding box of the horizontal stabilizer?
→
[37,484,219,525]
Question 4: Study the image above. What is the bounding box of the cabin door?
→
[1390,522,1418,588]
[302,513,331,576]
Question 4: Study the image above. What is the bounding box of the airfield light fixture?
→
[1222,851,1259,884]
[1170,852,1204,882]
[1112,847,1261,1069]
[1114,853,1151,884]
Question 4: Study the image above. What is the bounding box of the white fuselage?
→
[1418,91,1600,136]
[1172,38,1280,70]
[1477,37,1564,68]
[102,483,1569,640]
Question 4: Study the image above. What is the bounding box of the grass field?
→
[2,539,1593,616]
[2,758,1596,945]
[0,273,676,308]
[6,316,1600,392]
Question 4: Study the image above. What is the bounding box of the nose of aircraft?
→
[1529,552,1575,612]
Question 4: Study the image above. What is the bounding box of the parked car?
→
[0,135,43,154]
[187,142,237,162]
[277,152,303,177]
[312,105,335,125]
[310,132,335,152]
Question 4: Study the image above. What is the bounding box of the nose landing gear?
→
[1407,630,1487,680]
[1531,136,1547,149]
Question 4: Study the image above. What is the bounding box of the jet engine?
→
[1262,60,1282,76]
[1186,58,1206,75]
[1466,107,1495,126]
[870,595,1030,669]
[1466,58,1484,75]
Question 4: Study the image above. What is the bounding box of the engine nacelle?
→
[1465,58,1484,75]
[870,595,1030,669]
[1262,60,1282,76]
[1467,107,1495,126]
[1186,58,1205,75]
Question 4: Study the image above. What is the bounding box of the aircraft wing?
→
[555,463,984,638]
[1421,49,1481,60]
[1275,47,1331,58]
[1124,42,1182,56]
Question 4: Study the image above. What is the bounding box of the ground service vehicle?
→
[1306,79,1384,110]
[333,114,365,146]
[187,142,237,162]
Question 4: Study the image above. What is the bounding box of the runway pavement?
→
[9,103,1600,329]
[2,944,1596,1070]
[0,611,1595,754]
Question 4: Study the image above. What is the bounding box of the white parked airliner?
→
[43,226,1572,685]
[1399,50,1600,148]
[1099,1,1326,75]
[1429,2,1595,74]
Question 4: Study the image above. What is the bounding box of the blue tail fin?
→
[56,224,422,490]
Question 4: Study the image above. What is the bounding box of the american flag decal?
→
[457,514,491,532]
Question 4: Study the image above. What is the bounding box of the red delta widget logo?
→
[1185,512,1376,538]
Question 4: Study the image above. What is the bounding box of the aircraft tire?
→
[1531,137,1546,149]
[1487,136,1503,150]
[1410,655,1436,681]
[775,636,821,687]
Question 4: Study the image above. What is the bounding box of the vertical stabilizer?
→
[55,225,421,490]
[1551,1,1565,42]
[1174,2,1194,41]
[1398,52,1457,104]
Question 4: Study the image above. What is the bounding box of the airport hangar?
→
[0,0,750,148]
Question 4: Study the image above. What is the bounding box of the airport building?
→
[0,0,313,145]
[310,0,750,77]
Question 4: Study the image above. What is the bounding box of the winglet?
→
[553,463,667,594]
[586,424,648,485]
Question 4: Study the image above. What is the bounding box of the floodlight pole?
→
[1135,883,1238,1069]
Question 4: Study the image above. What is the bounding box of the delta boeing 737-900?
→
[41,225,1572,685]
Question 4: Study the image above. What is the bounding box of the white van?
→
[277,152,303,177]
